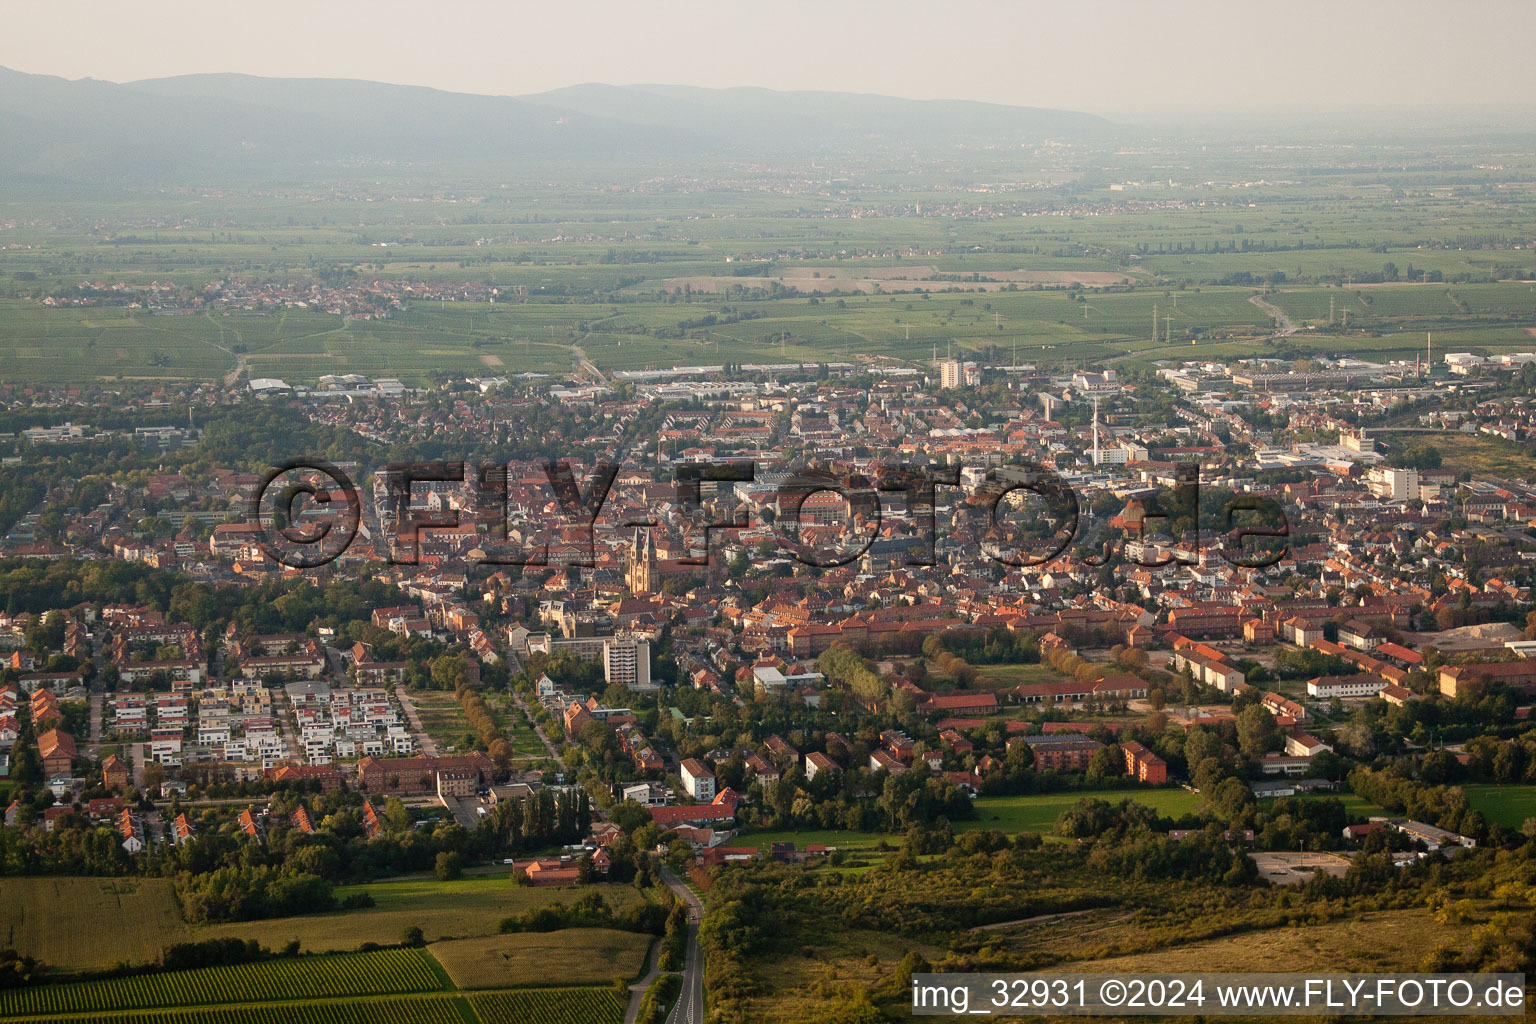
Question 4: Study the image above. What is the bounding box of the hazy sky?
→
[4,0,1532,115]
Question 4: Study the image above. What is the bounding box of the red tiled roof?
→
[648,804,736,827]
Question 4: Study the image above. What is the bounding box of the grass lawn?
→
[1274,793,1392,820]
[736,828,890,854]
[429,928,651,989]
[973,663,1061,689]
[0,877,190,971]
[926,662,1061,695]
[202,877,644,953]
[962,789,1203,834]
[1464,784,1536,830]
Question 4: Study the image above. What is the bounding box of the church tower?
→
[627,527,657,595]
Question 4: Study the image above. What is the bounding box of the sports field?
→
[739,787,1204,853]
[962,789,1203,834]
[1464,784,1536,830]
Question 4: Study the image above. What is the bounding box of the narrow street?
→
[393,684,439,756]
[660,866,705,1024]
[664,923,703,1024]
[507,687,560,760]
[85,691,104,757]
[623,939,662,1024]
[129,741,146,789]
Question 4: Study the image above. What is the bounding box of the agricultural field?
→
[0,947,443,1018]
[1,995,473,1024]
[201,877,646,953]
[0,916,630,1023]
[408,691,547,762]
[407,690,485,754]
[467,987,625,1024]
[0,269,1523,385]
[2,979,622,1024]
[0,877,190,971]
[4,164,1533,386]
[0,302,240,382]
[428,928,651,989]
[1267,281,1536,330]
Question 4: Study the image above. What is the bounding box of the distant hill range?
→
[0,67,1114,183]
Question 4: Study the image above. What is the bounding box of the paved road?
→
[393,684,439,756]
[85,691,104,756]
[624,939,662,1024]
[659,867,703,919]
[665,923,703,1024]
[277,710,302,762]
[1248,293,1299,340]
[129,741,146,789]
[572,343,608,384]
[660,867,705,1024]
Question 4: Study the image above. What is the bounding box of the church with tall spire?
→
[626,527,657,595]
